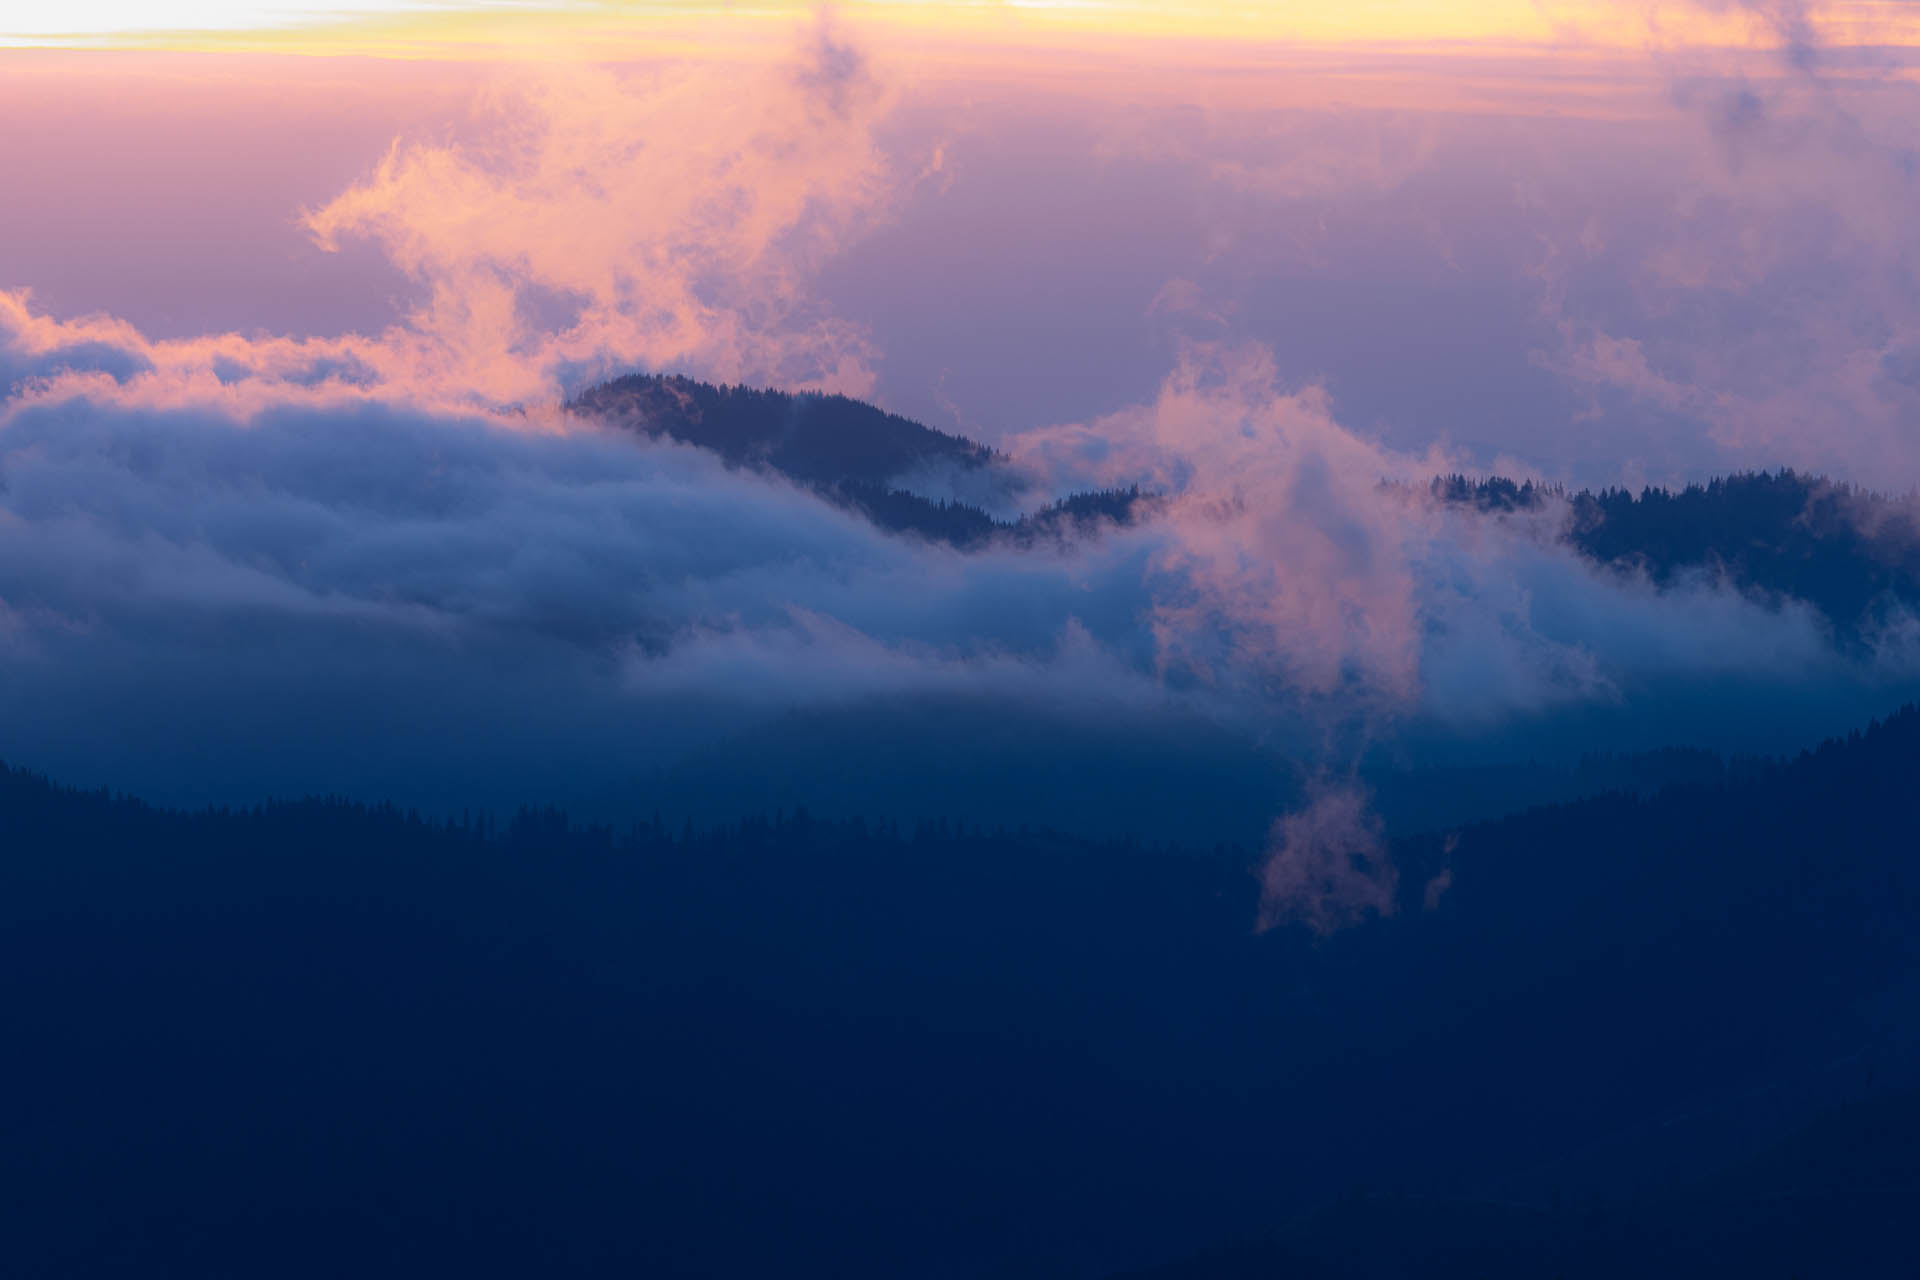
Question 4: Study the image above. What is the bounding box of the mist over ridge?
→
[11,10,1920,1275]
[6,339,1918,838]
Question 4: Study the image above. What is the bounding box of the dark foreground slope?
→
[6,709,1920,1278]
[1117,1089,1920,1280]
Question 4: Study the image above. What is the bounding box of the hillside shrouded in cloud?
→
[6,8,1920,831]
[4,295,1916,833]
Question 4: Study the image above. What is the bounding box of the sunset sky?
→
[6,0,1920,807]
[10,1,1911,50]
[10,1,1920,480]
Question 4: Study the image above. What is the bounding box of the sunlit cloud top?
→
[5,0,545,30]
[14,0,1920,55]
[2,1,561,47]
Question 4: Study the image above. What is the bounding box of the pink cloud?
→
[1010,341,1452,706]
[1257,780,1398,935]
[303,13,896,406]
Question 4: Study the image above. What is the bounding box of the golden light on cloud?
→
[14,0,1920,56]
[1,2,578,53]
[4,2,496,36]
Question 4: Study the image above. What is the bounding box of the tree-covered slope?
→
[8,707,1919,1278]
[572,373,995,487]
[1433,470,1920,636]
[575,382,1920,622]
[570,372,1150,547]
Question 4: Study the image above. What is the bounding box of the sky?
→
[5,1,1920,838]
[8,2,1920,480]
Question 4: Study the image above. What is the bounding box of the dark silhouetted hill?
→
[573,382,1920,607]
[572,373,994,486]
[570,372,1151,548]
[635,700,1766,847]
[1432,469,1920,637]
[7,705,1920,1277]
[825,474,1149,549]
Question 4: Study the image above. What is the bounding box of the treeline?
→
[1430,469,1920,634]
[575,378,1920,614]
[0,762,1201,863]
[827,478,1152,548]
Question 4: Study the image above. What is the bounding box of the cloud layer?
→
[6,13,1920,887]
[5,289,1911,829]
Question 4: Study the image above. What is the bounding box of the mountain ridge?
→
[569,371,1151,548]
[576,377,1920,634]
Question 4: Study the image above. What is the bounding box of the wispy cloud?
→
[305,14,893,405]
[8,3,1920,926]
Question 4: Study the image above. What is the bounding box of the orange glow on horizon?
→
[12,1,1920,62]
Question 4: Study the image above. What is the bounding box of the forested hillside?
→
[7,706,1920,1277]
[1433,470,1920,635]
[570,372,1149,547]
[576,380,1920,636]
[572,373,996,486]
